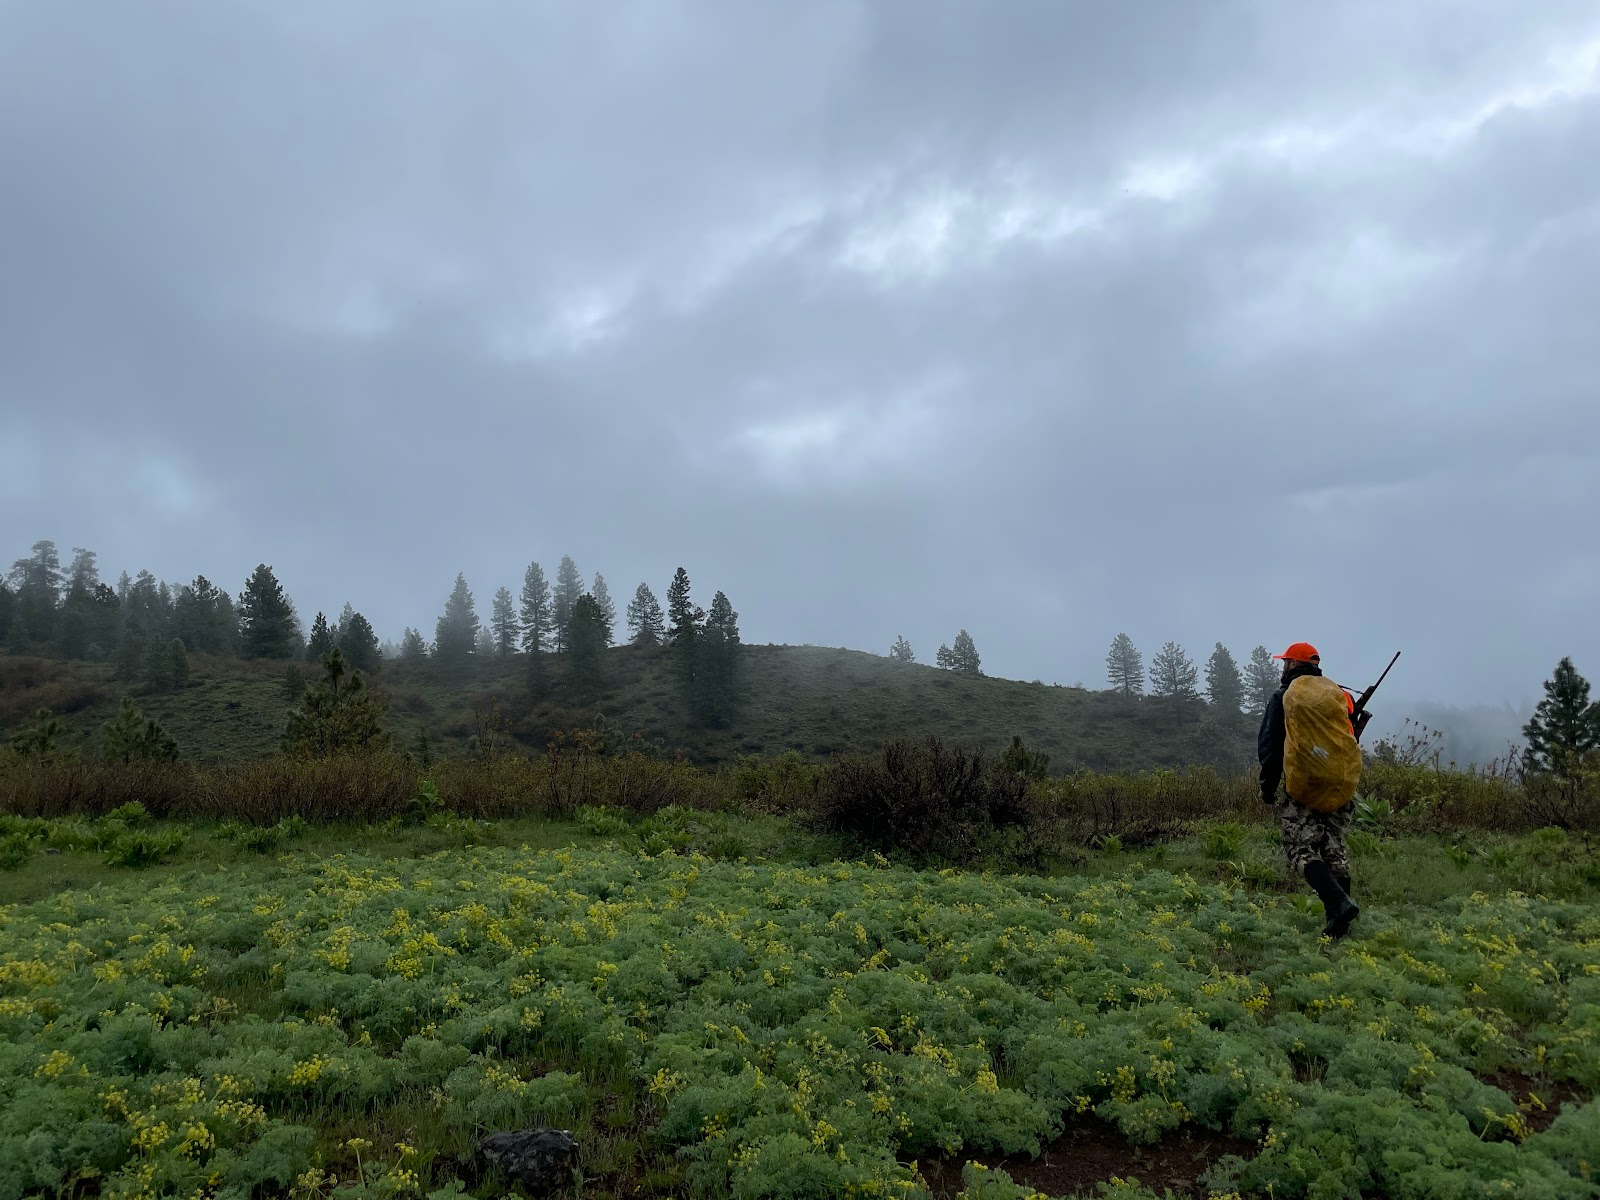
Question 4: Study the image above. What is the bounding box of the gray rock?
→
[477,1129,579,1193]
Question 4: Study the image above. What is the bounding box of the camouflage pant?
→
[1273,797,1353,877]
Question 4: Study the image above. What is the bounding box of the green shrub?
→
[811,737,1047,865]
[576,805,633,838]
[0,831,34,870]
[239,824,287,854]
[103,827,186,868]
[1202,820,1248,860]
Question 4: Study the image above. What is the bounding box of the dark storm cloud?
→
[3,1,1598,705]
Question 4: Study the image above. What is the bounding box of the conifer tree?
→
[1244,645,1279,714]
[400,628,428,660]
[113,620,147,682]
[519,562,552,654]
[1522,657,1600,778]
[174,576,232,655]
[307,612,336,661]
[666,568,698,649]
[552,556,583,652]
[101,695,178,763]
[564,594,609,695]
[1150,641,1200,724]
[491,587,518,656]
[665,568,704,697]
[282,650,391,757]
[951,630,980,675]
[338,610,381,673]
[591,574,616,646]
[696,591,742,725]
[66,547,99,593]
[7,539,62,645]
[889,636,915,664]
[475,624,496,656]
[434,574,480,662]
[1106,633,1145,696]
[1204,643,1244,713]
[239,565,299,659]
[626,583,665,648]
[0,582,14,645]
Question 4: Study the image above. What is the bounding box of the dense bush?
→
[1043,765,1257,847]
[2,730,1585,847]
[812,736,1047,864]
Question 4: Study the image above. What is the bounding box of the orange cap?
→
[1273,642,1320,663]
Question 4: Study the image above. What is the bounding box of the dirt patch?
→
[1476,1068,1591,1135]
[919,1120,1255,1199]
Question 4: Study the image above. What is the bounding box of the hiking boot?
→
[1322,897,1359,939]
[1304,860,1359,939]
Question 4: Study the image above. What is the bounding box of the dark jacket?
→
[1258,661,1323,803]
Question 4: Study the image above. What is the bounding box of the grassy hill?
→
[0,645,1255,771]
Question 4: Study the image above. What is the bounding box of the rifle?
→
[1348,651,1400,742]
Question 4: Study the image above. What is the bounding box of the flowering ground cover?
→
[1,827,1597,1199]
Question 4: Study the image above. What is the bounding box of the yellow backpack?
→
[1282,675,1362,812]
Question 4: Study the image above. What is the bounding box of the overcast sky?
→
[3,1,1598,707]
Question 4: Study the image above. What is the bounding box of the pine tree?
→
[101,695,179,763]
[626,583,665,648]
[174,576,232,655]
[1204,643,1244,713]
[475,624,496,656]
[591,574,616,646]
[950,630,981,675]
[935,643,955,669]
[113,619,147,682]
[889,636,915,664]
[491,587,518,656]
[307,612,336,661]
[696,591,742,725]
[564,594,609,695]
[66,547,99,594]
[338,610,381,673]
[1244,646,1279,714]
[1149,641,1200,725]
[1522,657,1600,778]
[56,551,103,659]
[1106,634,1144,696]
[666,568,698,649]
[7,539,62,645]
[519,562,552,654]
[282,650,391,756]
[434,574,480,662]
[552,556,583,652]
[214,590,239,657]
[283,663,306,703]
[0,582,14,645]
[400,627,428,660]
[239,565,299,659]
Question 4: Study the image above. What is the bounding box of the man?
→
[1259,642,1361,939]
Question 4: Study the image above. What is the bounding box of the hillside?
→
[0,645,1255,771]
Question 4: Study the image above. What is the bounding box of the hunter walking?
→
[1258,642,1363,939]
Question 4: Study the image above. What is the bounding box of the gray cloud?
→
[3,1,1598,707]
